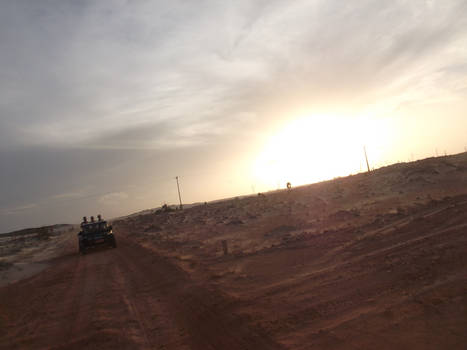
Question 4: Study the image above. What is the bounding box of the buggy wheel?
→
[108,234,117,248]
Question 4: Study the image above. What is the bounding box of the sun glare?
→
[253,114,393,190]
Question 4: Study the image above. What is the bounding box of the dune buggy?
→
[78,215,116,254]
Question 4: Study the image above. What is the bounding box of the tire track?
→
[0,235,284,349]
[116,238,284,350]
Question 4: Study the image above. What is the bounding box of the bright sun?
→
[253,114,393,190]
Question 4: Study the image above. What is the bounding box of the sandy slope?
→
[1,154,467,349]
[0,224,75,287]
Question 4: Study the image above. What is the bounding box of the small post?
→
[175,176,183,209]
[364,146,371,173]
[221,240,228,255]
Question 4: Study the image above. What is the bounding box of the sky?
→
[1,0,467,232]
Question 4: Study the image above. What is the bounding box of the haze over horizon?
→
[1,1,467,232]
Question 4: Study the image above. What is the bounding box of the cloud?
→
[1,0,467,232]
[98,192,129,205]
[0,203,37,216]
[51,192,85,200]
[1,1,466,151]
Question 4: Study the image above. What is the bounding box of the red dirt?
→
[1,154,467,349]
[0,239,282,349]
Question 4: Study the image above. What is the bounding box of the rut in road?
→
[115,239,284,350]
[0,237,284,349]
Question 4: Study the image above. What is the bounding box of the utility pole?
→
[175,176,183,209]
[364,146,371,173]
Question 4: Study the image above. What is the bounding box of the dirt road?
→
[2,154,467,349]
[0,238,283,349]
